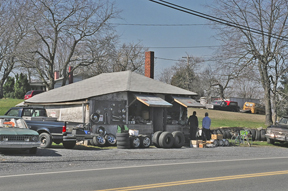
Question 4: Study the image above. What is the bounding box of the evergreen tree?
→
[14,73,30,99]
[3,76,15,98]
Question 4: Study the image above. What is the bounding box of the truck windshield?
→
[278,118,288,125]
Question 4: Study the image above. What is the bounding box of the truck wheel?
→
[39,133,52,148]
[159,131,174,148]
[29,147,37,154]
[93,135,106,147]
[63,141,76,149]
[152,131,162,148]
[172,131,185,148]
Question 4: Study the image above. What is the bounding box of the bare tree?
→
[0,0,30,98]
[111,42,148,74]
[210,0,288,125]
[21,0,118,90]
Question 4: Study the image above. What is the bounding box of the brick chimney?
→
[68,66,73,84]
[54,71,59,80]
[145,51,154,79]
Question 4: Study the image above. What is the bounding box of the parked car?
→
[206,100,240,112]
[266,116,288,144]
[24,90,44,100]
[0,116,40,154]
[242,102,265,114]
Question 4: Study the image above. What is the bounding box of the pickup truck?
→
[206,100,240,112]
[5,107,93,149]
[266,116,288,144]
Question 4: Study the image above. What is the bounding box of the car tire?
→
[260,129,266,141]
[116,132,130,149]
[218,139,224,146]
[39,132,52,148]
[172,131,185,148]
[213,140,219,147]
[63,141,76,149]
[130,136,141,148]
[29,147,37,154]
[93,135,106,147]
[152,131,162,148]
[267,138,275,144]
[159,131,174,148]
[250,129,256,141]
[139,135,151,148]
[105,134,117,146]
[255,130,261,141]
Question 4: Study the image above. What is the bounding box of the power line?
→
[111,23,211,26]
[149,0,288,41]
[146,45,219,49]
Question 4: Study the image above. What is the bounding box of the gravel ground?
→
[1,145,288,175]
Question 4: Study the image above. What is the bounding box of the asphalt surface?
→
[1,145,288,191]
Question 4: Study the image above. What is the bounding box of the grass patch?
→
[189,108,266,129]
[0,98,23,115]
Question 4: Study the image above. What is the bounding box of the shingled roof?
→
[25,70,197,103]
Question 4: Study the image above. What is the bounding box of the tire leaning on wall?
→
[172,131,185,148]
[158,131,174,148]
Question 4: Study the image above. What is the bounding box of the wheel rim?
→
[142,137,150,147]
[97,136,105,144]
[41,137,47,146]
[133,138,140,147]
[107,135,116,144]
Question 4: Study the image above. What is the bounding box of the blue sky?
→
[113,0,219,78]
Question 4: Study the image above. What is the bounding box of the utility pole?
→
[182,55,193,90]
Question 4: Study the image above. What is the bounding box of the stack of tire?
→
[90,126,117,147]
[116,133,151,149]
[152,131,185,148]
[250,128,266,141]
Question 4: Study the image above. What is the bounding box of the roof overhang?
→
[134,94,172,107]
[172,96,205,108]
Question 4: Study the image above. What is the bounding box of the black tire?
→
[213,140,219,147]
[255,130,261,141]
[39,132,52,148]
[224,139,229,146]
[218,139,224,146]
[267,138,275,144]
[116,132,129,137]
[117,145,130,149]
[105,134,117,146]
[96,126,106,136]
[117,141,130,146]
[116,136,129,141]
[159,131,174,148]
[250,129,256,141]
[260,129,266,141]
[93,135,106,146]
[139,135,151,148]
[152,131,162,148]
[29,147,37,154]
[63,141,76,149]
[130,136,141,148]
[172,131,185,148]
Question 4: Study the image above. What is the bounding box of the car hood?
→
[0,128,38,136]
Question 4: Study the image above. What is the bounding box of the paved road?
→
[1,146,288,191]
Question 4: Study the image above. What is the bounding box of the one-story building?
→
[24,70,204,137]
